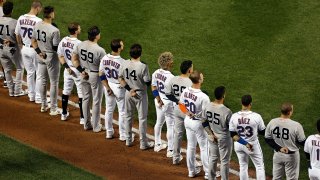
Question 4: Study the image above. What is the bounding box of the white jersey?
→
[99,53,125,84]
[180,87,210,120]
[57,36,81,71]
[229,111,265,142]
[304,134,320,169]
[151,69,174,103]
[0,7,3,17]
[15,14,42,46]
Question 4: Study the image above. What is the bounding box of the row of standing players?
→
[0,1,319,179]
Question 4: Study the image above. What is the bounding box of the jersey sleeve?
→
[14,17,21,35]
[264,121,273,139]
[143,64,151,83]
[57,40,63,56]
[225,109,233,126]
[257,114,266,131]
[73,43,79,55]
[99,56,105,73]
[151,71,157,86]
[52,30,60,46]
[31,25,37,40]
[304,136,311,153]
[164,77,173,95]
[228,115,236,132]
[296,123,306,142]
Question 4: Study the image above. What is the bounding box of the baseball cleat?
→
[106,133,114,139]
[80,118,85,125]
[93,125,106,133]
[154,143,167,152]
[3,81,7,88]
[173,155,184,165]
[140,141,155,150]
[120,133,135,142]
[14,90,28,97]
[40,105,48,112]
[188,167,201,178]
[49,108,62,116]
[9,92,14,97]
[166,150,174,158]
[61,111,69,121]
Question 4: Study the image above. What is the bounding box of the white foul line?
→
[20,79,255,179]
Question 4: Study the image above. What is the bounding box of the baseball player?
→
[180,70,209,178]
[57,22,84,122]
[304,119,320,180]
[0,0,6,86]
[118,43,154,150]
[202,86,232,180]
[151,52,175,156]
[31,6,60,115]
[72,26,105,132]
[15,0,42,102]
[99,39,129,140]
[229,94,266,180]
[0,2,26,97]
[164,60,193,164]
[265,102,306,180]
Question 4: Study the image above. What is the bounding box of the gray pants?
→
[124,91,149,149]
[172,104,186,164]
[81,72,103,132]
[37,53,60,111]
[0,45,24,95]
[208,135,233,180]
[273,151,300,180]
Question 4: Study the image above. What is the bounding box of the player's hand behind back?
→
[130,89,140,99]
[246,143,253,152]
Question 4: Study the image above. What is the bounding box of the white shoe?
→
[93,125,106,133]
[141,141,155,150]
[173,155,184,165]
[166,150,173,158]
[216,171,221,178]
[46,97,51,103]
[61,112,69,121]
[50,108,62,116]
[3,81,7,88]
[106,133,114,139]
[154,143,167,152]
[80,118,84,125]
[35,99,42,104]
[188,167,201,178]
[120,133,135,142]
[40,105,48,112]
[14,90,28,97]
[9,92,14,97]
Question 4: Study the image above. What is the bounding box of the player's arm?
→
[151,85,163,107]
[99,71,113,95]
[230,131,253,151]
[118,76,140,99]
[31,38,46,60]
[201,119,217,142]
[15,34,23,49]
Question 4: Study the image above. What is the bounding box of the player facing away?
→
[304,119,320,180]
[180,71,210,178]
[0,2,26,97]
[31,6,61,115]
[0,0,6,86]
[57,22,84,122]
[15,0,42,102]
[265,103,306,180]
[165,60,193,164]
[229,95,266,180]
[151,52,175,156]
[201,86,232,180]
[99,39,128,140]
[72,26,106,132]
[118,43,154,150]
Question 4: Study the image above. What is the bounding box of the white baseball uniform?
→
[304,134,320,180]
[180,87,210,177]
[0,16,24,96]
[151,69,175,154]
[229,110,266,180]
[265,117,306,180]
[164,75,192,164]
[99,53,126,139]
[15,14,42,101]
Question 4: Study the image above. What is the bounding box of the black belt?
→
[0,43,15,47]
[287,151,296,154]
[90,70,99,73]
[23,43,33,47]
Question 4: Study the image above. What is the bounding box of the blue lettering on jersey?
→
[183,91,197,102]
[20,19,36,26]
[155,73,167,82]
[103,59,120,69]
[62,42,74,49]
[238,117,250,124]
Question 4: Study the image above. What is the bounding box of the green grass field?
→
[0,134,101,179]
[10,0,320,178]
